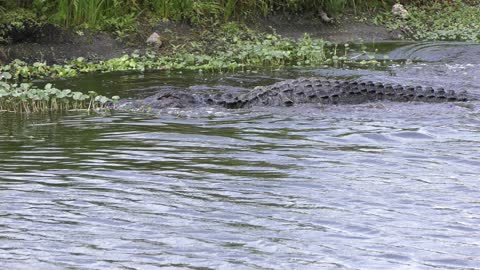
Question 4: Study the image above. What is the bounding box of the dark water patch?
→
[41,70,299,98]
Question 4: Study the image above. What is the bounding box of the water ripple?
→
[1,102,479,269]
[2,41,480,268]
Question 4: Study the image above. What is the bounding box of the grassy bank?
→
[1,0,390,29]
[2,1,479,42]
[376,0,480,42]
[2,1,479,47]
[0,0,393,45]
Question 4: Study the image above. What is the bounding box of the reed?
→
[2,0,390,28]
[55,0,118,27]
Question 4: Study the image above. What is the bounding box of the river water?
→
[1,42,480,269]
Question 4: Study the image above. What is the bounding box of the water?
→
[1,42,480,270]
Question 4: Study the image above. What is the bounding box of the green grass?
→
[375,0,480,42]
[1,0,390,29]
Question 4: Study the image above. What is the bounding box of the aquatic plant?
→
[0,59,78,80]
[0,76,119,113]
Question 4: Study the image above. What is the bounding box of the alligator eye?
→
[284,100,294,106]
[157,93,172,100]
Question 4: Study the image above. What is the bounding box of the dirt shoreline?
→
[254,15,401,43]
[0,15,401,65]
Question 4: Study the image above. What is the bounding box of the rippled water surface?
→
[1,42,480,269]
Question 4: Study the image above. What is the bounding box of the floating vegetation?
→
[0,79,119,113]
[0,30,384,82]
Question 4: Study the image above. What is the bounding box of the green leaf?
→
[1,72,12,80]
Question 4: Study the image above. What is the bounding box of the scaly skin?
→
[117,77,472,110]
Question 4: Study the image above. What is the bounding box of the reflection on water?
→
[1,42,480,269]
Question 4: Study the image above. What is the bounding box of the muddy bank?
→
[0,26,132,65]
[255,14,402,43]
[0,15,400,65]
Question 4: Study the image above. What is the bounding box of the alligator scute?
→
[117,77,473,110]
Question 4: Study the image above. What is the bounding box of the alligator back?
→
[117,77,472,111]
[222,77,470,108]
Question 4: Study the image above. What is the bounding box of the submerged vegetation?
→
[376,0,480,42]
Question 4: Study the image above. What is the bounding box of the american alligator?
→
[117,77,473,110]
